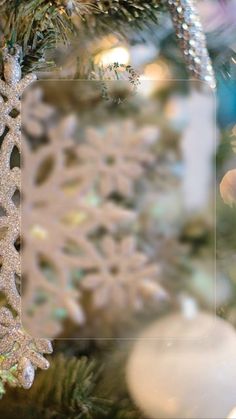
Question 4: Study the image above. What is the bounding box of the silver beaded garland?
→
[167,0,216,88]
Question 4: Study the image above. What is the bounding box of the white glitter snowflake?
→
[81,235,164,312]
[78,121,157,196]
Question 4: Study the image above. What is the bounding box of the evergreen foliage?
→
[0,0,163,73]
[0,352,143,418]
[0,354,110,418]
[2,0,76,72]
[95,0,162,25]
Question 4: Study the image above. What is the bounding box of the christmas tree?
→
[0,1,236,418]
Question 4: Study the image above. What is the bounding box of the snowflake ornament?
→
[0,52,163,388]
[0,45,52,389]
[20,86,165,335]
[79,121,157,197]
[21,101,137,337]
[81,235,165,313]
[22,86,55,137]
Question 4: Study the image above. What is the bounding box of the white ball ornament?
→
[126,313,236,419]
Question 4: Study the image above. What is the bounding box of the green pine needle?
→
[0,0,164,73]
[0,360,18,399]
[0,355,110,419]
[29,355,109,418]
[96,0,161,22]
[2,0,75,72]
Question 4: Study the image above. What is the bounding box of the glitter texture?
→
[0,46,52,389]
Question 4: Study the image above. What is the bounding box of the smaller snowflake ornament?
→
[82,236,165,313]
[79,121,157,197]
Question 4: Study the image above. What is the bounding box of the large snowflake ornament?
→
[0,53,163,388]
[0,46,52,389]
[21,102,137,337]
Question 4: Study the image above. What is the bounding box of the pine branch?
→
[2,0,76,72]
[81,0,164,41]
[96,0,162,23]
[0,355,110,419]
[0,361,18,399]
[0,0,164,74]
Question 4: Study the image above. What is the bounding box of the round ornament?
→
[126,312,236,419]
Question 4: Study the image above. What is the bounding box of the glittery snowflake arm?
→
[0,45,52,390]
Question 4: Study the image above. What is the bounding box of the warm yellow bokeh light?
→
[142,61,170,80]
[95,46,130,66]
[232,124,236,137]
[165,100,177,118]
[30,224,48,240]
[139,60,171,96]
[63,210,88,226]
